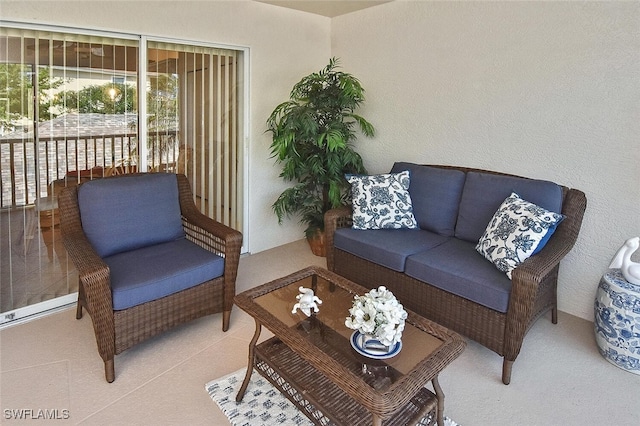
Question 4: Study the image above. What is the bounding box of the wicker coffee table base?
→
[234,267,462,426]
[250,336,439,426]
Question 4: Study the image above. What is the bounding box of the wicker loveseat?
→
[59,173,242,382]
[325,163,586,384]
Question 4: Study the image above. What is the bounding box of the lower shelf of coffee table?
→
[254,336,438,426]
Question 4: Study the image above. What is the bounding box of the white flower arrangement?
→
[345,286,408,347]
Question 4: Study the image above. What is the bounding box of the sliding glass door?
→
[0,24,246,325]
[147,41,243,229]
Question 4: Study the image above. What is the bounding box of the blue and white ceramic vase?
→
[594,269,640,375]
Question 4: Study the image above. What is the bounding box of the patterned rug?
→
[205,368,460,426]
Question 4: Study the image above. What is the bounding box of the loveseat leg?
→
[105,359,115,383]
[552,306,558,324]
[222,310,231,332]
[502,359,513,385]
[75,302,83,319]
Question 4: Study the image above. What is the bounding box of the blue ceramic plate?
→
[350,331,402,359]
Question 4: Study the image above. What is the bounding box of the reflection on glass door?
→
[0,27,139,324]
[1,26,245,325]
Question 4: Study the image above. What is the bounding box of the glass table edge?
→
[234,266,466,399]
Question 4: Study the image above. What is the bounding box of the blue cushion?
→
[78,173,185,257]
[334,227,450,272]
[390,163,466,236]
[455,172,563,243]
[105,238,224,310]
[405,238,513,313]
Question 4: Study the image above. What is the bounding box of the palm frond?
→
[267,57,375,237]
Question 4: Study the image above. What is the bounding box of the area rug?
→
[205,368,460,426]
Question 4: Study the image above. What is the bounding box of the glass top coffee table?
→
[235,266,465,426]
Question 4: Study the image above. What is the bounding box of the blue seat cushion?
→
[334,227,450,272]
[78,173,185,258]
[455,171,563,243]
[105,238,224,311]
[405,238,512,312]
[390,162,466,237]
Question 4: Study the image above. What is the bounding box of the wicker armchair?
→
[59,173,242,382]
[325,165,587,384]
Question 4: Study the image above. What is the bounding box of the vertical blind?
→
[1,24,245,324]
[0,27,140,323]
[0,27,139,206]
[148,40,242,230]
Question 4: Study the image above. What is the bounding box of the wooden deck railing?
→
[0,131,178,208]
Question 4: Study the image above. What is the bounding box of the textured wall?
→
[1,0,332,253]
[332,1,640,320]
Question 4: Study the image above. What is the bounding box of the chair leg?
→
[76,281,84,319]
[105,359,115,383]
[502,359,513,385]
[76,302,83,319]
[552,306,558,324]
[222,310,231,332]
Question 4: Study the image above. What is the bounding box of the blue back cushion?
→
[390,162,466,236]
[78,173,185,257]
[455,172,563,243]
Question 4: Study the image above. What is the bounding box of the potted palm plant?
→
[267,58,375,256]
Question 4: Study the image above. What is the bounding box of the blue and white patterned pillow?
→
[346,171,419,230]
[476,192,565,278]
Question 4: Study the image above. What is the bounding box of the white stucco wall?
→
[0,0,331,254]
[331,1,640,320]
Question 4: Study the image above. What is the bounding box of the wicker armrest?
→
[503,187,587,363]
[176,174,243,318]
[58,185,112,302]
[59,185,116,362]
[324,206,352,271]
[180,207,243,253]
[63,231,110,282]
[176,174,243,258]
[63,232,112,318]
[510,187,587,288]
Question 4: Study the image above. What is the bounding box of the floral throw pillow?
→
[346,170,419,230]
[476,192,565,278]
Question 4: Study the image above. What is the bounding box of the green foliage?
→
[0,65,64,129]
[55,82,136,115]
[267,58,375,237]
[1,64,178,158]
[147,74,179,132]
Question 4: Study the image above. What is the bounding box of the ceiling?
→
[257,1,392,18]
